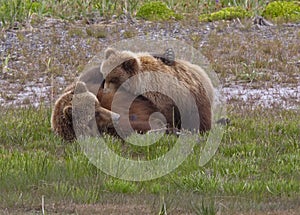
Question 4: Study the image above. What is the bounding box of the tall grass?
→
[0,0,271,28]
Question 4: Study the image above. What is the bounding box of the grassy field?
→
[0,105,299,213]
[0,0,300,214]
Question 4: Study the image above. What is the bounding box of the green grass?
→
[0,0,122,29]
[0,106,299,213]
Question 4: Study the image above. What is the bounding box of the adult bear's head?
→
[101,48,142,93]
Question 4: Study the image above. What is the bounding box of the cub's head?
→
[101,48,141,93]
[51,81,120,141]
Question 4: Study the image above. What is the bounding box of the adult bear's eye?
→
[110,77,119,84]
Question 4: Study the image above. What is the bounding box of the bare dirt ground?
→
[1,196,300,215]
[0,17,299,110]
[2,205,300,215]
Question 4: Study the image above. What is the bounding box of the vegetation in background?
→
[1,0,299,29]
[136,1,182,21]
[0,0,46,28]
[0,0,123,29]
[262,1,300,22]
[199,6,252,22]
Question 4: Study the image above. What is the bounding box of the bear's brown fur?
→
[98,89,166,136]
[53,64,165,139]
[51,81,120,142]
[78,63,166,135]
[100,48,214,132]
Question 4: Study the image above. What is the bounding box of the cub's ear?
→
[63,105,73,120]
[105,48,117,59]
[122,58,139,74]
[74,81,88,94]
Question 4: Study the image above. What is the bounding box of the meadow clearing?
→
[0,0,299,214]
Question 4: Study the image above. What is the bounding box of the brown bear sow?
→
[101,48,214,132]
[78,63,166,135]
[51,81,120,141]
[75,63,166,136]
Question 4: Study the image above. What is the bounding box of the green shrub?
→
[136,1,182,21]
[262,1,300,22]
[199,6,252,22]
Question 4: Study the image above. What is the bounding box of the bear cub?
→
[51,81,120,141]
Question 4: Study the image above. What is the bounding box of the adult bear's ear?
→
[63,106,73,121]
[105,48,117,59]
[122,58,139,74]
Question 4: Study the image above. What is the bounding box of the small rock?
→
[253,16,274,26]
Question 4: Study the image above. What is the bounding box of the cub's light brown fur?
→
[101,48,214,132]
[51,81,119,142]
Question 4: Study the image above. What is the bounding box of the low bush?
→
[136,1,182,21]
[262,1,300,22]
[199,6,252,22]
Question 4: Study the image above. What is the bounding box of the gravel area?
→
[0,17,299,109]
